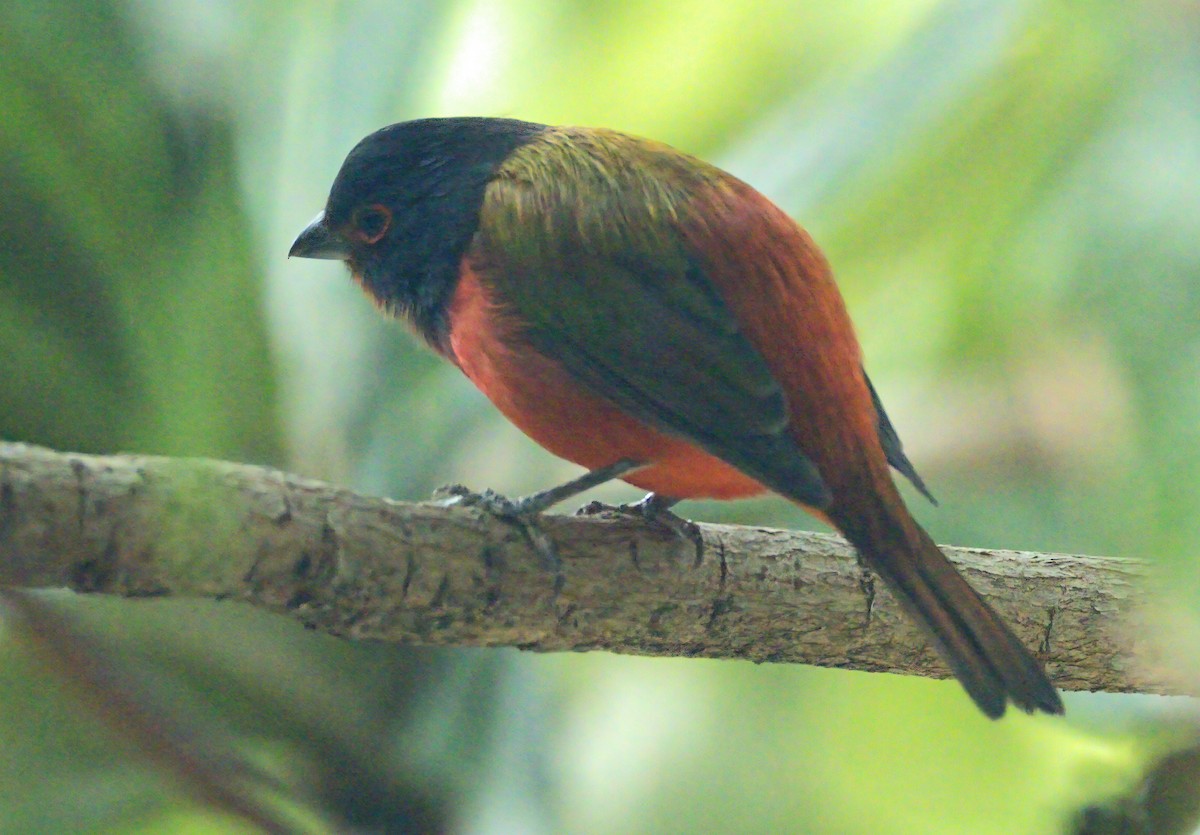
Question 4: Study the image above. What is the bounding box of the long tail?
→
[830,490,1063,719]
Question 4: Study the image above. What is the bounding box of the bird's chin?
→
[346,267,389,312]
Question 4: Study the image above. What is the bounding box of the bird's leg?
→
[577,492,705,565]
[509,459,648,514]
[433,458,646,572]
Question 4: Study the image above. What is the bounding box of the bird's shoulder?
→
[481,128,734,252]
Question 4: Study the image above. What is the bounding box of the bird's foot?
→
[432,458,647,576]
[576,493,705,565]
[433,484,562,573]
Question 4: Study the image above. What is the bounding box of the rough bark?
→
[0,441,1171,695]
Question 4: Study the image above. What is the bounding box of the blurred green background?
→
[2,0,1199,832]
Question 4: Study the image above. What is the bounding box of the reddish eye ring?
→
[352,204,391,244]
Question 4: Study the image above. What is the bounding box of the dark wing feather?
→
[863,370,936,504]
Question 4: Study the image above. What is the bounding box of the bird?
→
[290,116,1063,719]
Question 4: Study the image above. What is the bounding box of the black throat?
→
[327,117,546,348]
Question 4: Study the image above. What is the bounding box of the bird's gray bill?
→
[289,211,351,260]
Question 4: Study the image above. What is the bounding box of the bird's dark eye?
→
[352,204,391,244]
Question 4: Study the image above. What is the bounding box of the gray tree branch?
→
[0,441,1172,695]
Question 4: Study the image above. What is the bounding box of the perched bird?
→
[291,117,1063,719]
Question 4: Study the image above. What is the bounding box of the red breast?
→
[446,262,768,501]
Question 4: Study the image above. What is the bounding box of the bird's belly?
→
[446,275,765,500]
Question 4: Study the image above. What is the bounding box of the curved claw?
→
[430,459,650,578]
[433,485,561,572]
[576,492,705,566]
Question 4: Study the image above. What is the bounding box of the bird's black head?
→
[290,117,546,347]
